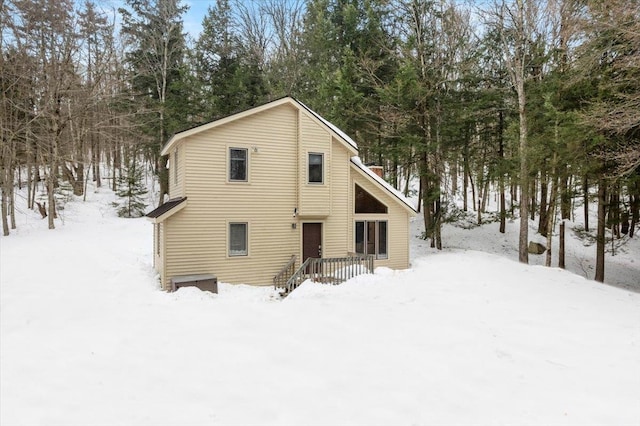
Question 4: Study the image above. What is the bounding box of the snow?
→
[1,187,639,426]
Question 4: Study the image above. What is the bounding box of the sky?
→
[93,0,267,40]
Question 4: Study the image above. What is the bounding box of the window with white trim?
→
[308,153,323,184]
[229,148,248,182]
[229,222,248,256]
[355,220,388,259]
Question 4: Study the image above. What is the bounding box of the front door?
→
[303,223,322,262]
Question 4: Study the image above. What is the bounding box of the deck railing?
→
[275,254,374,296]
[273,255,297,289]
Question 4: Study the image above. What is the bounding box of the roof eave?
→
[161,97,296,156]
[145,197,188,223]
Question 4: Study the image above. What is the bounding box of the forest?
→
[1,0,639,283]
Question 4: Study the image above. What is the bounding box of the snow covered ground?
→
[1,187,639,426]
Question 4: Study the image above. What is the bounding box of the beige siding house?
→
[147,97,416,290]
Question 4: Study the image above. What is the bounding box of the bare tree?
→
[261,0,305,95]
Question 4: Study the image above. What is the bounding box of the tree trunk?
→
[583,175,589,232]
[559,221,565,269]
[421,152,431,238]
[545,174,558,267]
[595,179,606,282]
[47,131,57,230]
[469,173,476,214]
[511,181,516,216]
[560,172,571,220]
[463,147,469,212]
[403,161,412,198]
[451,159,458,196]
[481,178,490,213]
[47,165,56,229]
[1,174,9,236]
[538,171,548,236]
[530,177,536,221]
[498,110,506,233]
[609,185,620,238]
[9,168,16,230]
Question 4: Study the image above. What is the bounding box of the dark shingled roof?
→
[146,197,187,219]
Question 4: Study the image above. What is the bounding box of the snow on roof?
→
[296,100,358,151]
[350,156,417,213]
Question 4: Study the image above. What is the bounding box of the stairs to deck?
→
[273,254,374,297]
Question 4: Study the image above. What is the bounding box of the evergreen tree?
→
[119,0,188,206]
[193,0,268,120]
[114,152,148,218]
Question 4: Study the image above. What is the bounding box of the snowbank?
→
[1,189,639,426]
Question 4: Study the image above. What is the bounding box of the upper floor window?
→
[229,148,248,182]
[308,153,323,184]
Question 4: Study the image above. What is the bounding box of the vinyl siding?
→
[350,168,411,270]
[321,137,350,257]
[154,222,163,270]
[298,111,331,217]
[169,143,185,198]
[163,104,300,286]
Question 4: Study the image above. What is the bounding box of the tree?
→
[571,0,640,282]
[119,0,188,206]
[6,0,81,230]
[113,150,148,218]
[484,0,547,263]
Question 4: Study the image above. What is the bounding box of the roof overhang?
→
[161,98,295,156]
[145,197,187,223]
[350,157,417,216]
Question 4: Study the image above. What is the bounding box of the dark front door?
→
[303,223,322,262]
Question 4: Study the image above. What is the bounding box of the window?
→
[229,148,248,182]
[355,220,388,259]
[229,222,248,256]
[308,153,323,183]
[355,184,387,213]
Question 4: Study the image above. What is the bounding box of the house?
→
[146,97,417,291]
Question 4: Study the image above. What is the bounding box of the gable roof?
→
[350,157,417,215]
[161,97,358,156]
[146,197,187,223]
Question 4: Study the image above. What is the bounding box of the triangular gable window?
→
[355,184,388,214]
